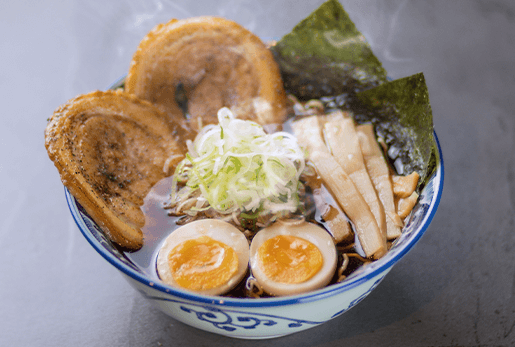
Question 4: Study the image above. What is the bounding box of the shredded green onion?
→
[171,107,306,219]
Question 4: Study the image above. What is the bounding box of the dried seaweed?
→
[271,0,437,188]
[270,0,387,100]
[351,73,436,187]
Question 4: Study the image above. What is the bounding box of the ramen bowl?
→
[64,120,443,339]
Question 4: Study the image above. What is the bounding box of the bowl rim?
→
[65,125,444,308]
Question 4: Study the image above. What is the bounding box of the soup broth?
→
[123,113,376,298]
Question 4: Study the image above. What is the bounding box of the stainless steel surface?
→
[1,0,514,346]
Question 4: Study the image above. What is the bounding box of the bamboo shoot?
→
[304,173,353,243]
[291,116,329,154]
[393,172,420,198]
[396,191,419,218]
[310,150,386,259]
[293,117,387,258]
[324,114,387,240]
[357,124,403,240]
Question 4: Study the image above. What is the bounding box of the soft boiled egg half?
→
[249,220,337,296]
[157,219,250,296]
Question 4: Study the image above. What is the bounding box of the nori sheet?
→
[270,0,388,100]
[351,73,437,186]
[271,0,437,188]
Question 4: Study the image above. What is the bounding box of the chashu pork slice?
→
[125,16,288,132]
[45,90,185,250]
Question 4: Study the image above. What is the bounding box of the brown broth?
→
[124,172,369,298]
[124,175,179,281]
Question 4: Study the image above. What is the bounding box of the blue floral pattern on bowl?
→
[140,291,326,331]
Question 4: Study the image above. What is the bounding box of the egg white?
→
[249,220,337,296]
[157,219,250,296]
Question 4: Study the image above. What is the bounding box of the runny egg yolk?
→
[257,235,323,284]
[168,235,238,291]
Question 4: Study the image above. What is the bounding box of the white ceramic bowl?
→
[64,79,444,339]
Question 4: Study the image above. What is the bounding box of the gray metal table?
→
[2,1,514,346]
